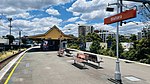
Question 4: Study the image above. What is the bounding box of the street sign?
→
[104,9,136,24]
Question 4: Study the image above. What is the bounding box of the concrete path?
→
[1,48,150,84]
[0,48,32,81]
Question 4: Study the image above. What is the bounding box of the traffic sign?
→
[104,9,136,24]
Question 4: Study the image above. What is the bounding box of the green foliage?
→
[67,35,80,50]
[67,31,150,64]
[86,33,102,42]
[121,49,137,60]
[68,43,79,49]
[87,33,102,53]
[121,38,150,64]
[78,35,85,43]
[130,34,137,42]
[6,35,15,44]
[107,49,115,57]
[98,49,107,55]
[110,41,124,57]
[119,35,129,42]
[98,49,115,57]
[90,40,101,53]
[107,35,115,42]
[21,37,28,44]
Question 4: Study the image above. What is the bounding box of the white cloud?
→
[63,24,78,36]
[72,12,80,16]
[46,8,60,16]
[0,7,24,15]
[80,10,106,21]
[92,21,146,35]
[93,23,115,32]
[8,12,30,19]
[0,19,11,36]
[0,16,63,37]
[66,17,79,22]
[67,0,117,21]
[68,0,142,21]
[0,0,71,15]
[16,13,30,18]
[68,0,107,13]
[119,21,145,35]
[75,21,87,25]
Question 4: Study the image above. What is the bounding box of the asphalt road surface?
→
[2,48,150,84]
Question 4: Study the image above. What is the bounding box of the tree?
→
[136,38,150,60]
[21,36,28,44]
[110,41,124,57]
[67,35,79,49]
[86,33,102,42]
[90,40,101,53]
[130,34,137,42]
[119,35,129,42]
[6,35,15,45]
[78,35,86,50]
[106,35,115,48]
[121,38,150,64]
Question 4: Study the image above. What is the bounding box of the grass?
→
[0,49,26,62]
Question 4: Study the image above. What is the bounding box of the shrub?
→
[90,41,101,54]
[68,44,79,49]
[108,49,115,57]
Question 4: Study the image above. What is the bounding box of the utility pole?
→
[19,30,21,51]
[8,18,12,48]
[8,18,12,35]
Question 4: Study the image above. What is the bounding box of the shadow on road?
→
[84,62,104,69]
[72,63,88,70]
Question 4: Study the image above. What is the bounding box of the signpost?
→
[104,9,136,24]
[104,6,137,83]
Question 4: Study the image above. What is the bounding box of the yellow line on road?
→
[4,54,25,84]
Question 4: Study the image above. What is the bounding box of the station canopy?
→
[28,25,72,40]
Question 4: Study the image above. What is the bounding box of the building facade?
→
[97,30,115,42]
[78,25,94,37]
[138,27,150,40]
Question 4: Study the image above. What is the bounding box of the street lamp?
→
[106,0,122,83]
[8,18,12,35]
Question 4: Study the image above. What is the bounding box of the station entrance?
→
[28,25,71,51]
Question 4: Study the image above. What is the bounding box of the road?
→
[1,47,150,84]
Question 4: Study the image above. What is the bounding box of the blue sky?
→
[0,0,149,37]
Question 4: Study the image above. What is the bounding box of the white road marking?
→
[0,48,32,81]
[125,76,141,81]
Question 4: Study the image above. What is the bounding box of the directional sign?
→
[104,9,136,24]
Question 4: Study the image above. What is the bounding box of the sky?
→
[0,0,149,37]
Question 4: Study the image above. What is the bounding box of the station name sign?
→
[104,9,136,24]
